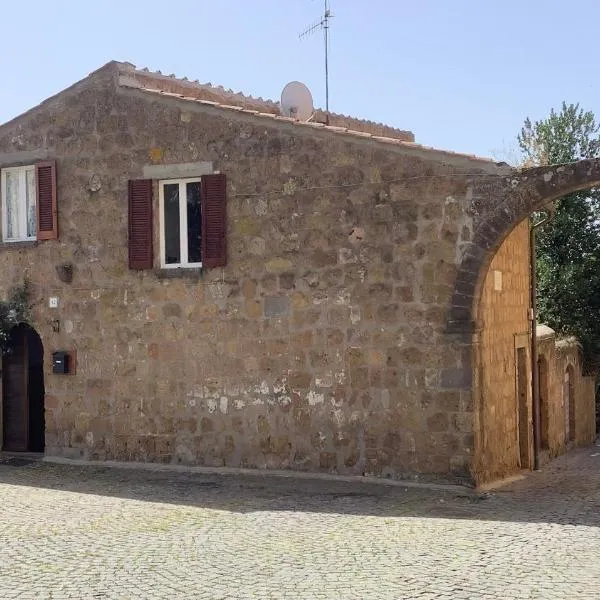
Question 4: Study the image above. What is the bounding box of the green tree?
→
[518,102,600,372]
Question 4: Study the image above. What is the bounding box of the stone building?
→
[0,61,597,485]
[536,326,596,463]
[474,220,596,481]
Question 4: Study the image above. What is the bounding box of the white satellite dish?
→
[280,81,314,121]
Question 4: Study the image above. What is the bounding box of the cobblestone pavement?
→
[0,446,599,599]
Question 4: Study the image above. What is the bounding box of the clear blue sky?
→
[1,0,598,161]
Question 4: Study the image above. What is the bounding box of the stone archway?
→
[446,158,600,483]
[448,158,600,335]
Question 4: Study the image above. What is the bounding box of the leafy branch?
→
[0,281,32,356]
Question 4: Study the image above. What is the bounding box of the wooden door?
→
[2,328,28,451]
[516,347,530,469]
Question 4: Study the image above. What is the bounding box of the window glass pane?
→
[26,169,36,238]
[163,183,180,264]
[187,181,202,264]
[4,171,20,239]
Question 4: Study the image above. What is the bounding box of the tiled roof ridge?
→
[115,61,414,143]
[113,60,500,166]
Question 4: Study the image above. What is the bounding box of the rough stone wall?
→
[537,334,596,462]
[555,342,597,446]
[577,375,597,444]
[0,63,507,482]
[537,333,563,458]
[474,220,531,482]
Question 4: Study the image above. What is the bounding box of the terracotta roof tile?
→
[114,61,498,165]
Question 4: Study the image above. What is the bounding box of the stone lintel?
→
[0,150,50,167]
[142,161,213,180]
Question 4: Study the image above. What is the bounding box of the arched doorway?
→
[2,324,45,452]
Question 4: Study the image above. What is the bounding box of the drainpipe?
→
[530,208,554,471]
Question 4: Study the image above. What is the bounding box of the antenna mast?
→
[299,0,333,124]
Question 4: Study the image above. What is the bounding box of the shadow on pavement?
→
[0,446,598,528]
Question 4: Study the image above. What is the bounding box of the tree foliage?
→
[0,281,31,356]
[518,102,600,372]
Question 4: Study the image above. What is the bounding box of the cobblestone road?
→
[0,446,599,599]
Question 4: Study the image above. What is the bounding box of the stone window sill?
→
[0,241,39,250]
[153,267,205,281]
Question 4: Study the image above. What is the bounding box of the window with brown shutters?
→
[0,161,57,243]
[128,179,154,270]
[153,173,227,270]
[36,160,58,240]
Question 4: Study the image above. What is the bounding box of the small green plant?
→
[0,280,32,356]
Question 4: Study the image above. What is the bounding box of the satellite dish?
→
[280,81,314,121]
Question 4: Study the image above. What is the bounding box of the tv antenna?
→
[299,0,333,124]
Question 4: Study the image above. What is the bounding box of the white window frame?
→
[1,165,36,243]
[158,177,203,269]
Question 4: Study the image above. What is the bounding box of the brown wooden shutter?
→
[128,179,153,270]
[201,173,227,268]
[36,160,57,240]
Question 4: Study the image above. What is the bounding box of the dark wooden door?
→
[2,329,28,451]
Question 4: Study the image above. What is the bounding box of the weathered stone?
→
[266,258,293,273]
[319,452,338,470]
[0,60,595,487]
[162,303,182,319]
[290,291,310,310]
[440,367,472,390]
[242,279,257,299]
[245,299,262,319]
[327,328,344,346]
[278,273,295,290]
[426,412,449,432]
[312,249,337,268]
[235,217,261,236]
[289,372,312,390]
[264,296,289,318]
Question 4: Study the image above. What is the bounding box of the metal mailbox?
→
[52,351,70,374]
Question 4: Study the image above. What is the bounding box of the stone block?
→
[260,274,278,293]
[242,278,257,299]
[440,367,473,390]
[266,258,293,273]
[162,303,182,319]
[426,412,449,432]
[245,299,262,318]
[450,411,473,433]
[312,249,337,267]
[279,273,295,290]
[264,295,289,318]
[290,291,310,310]
[289,371,311,390]
[319,452,338,470]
